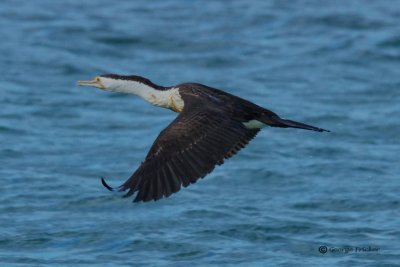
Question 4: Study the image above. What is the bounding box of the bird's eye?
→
[96,77,100,82]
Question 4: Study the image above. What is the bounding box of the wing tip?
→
[101,177,163,203]
[101,177,115,191]
[317,128,330,133]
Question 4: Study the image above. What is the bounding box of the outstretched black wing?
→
[103,102,259,202]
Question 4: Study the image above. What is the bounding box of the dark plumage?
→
[99,80,329,202]
[100,74,168,90]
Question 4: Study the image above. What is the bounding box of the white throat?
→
[103,78,184,112]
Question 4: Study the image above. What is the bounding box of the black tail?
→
[263,115,329,132]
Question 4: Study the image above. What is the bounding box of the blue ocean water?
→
[1,0,399,266]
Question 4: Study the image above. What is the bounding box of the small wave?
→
[0,125,27,135]
[93,36,141,46]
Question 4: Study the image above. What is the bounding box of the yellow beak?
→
[77,77,105,89]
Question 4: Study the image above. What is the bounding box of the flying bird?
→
[77,74,328,202]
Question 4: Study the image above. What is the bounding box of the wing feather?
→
[107,104,259,202]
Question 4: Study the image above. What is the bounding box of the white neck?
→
[104,79,155,97]
[102,78,184,111]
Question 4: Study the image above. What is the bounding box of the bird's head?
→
[77,74,163,95]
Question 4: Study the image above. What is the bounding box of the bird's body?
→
[78,74,328,202]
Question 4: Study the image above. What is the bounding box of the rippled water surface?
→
[1,0,399,266]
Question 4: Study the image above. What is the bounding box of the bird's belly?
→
[242,120,266,129]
